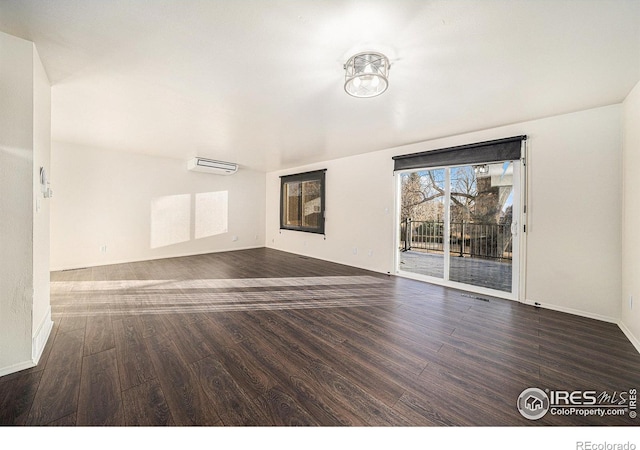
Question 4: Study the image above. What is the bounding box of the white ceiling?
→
[1,0,639,172]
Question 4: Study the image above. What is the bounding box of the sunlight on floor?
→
[51,275,394,316]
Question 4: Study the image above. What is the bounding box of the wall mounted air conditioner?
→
[187,158,238,175]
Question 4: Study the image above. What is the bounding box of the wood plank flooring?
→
[1,248,639,426]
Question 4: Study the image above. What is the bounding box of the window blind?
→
[392,135,527,171]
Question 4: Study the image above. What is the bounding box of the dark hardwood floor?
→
[1,248,639,426]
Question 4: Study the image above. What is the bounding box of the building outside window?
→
[280,170,326,234]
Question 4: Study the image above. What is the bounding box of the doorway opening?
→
[396,160,522,300]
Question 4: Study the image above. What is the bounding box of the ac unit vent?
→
[187,158,238,175]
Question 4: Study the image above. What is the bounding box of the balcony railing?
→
[400,219,513,262]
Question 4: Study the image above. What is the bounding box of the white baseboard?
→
[522,299,619,324]
[0,309,53,378]
[50,245,265,272]
[266,246,392,277]
[0,360,36,378]
[32,307,54,364]
[618,321,640,355]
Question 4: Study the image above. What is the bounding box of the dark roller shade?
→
[392,135,527,171]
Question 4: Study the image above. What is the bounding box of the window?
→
[280,169,326,234]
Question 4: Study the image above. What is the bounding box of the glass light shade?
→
[344,52,390,98]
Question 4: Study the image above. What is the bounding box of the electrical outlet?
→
[352,247,358,255]
[630,295,634,310]
[368,249,373,257]
[232,236,238,242]
[100,245,107,253]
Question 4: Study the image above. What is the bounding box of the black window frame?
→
[279,169,326,235]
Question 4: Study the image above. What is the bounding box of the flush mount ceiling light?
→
[344,52,390,98]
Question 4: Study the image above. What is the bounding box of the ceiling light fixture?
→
[344,52,390,98]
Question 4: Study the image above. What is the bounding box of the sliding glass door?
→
[399,168,447,279]
[397,160,521,300]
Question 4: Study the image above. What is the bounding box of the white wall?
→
[621,80,640,351]
[0,32,51,375]
[266,105,622,322]
[523,106,621,321]
[0,31,34,375]
[32,47,53,362]
[50,142,266,270]
[267,150,396,274]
